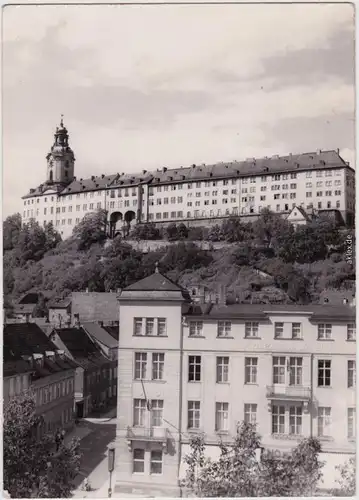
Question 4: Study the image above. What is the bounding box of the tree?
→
[32,294,48,318]
[182,421,323,497]
[252,209,291,248]
[72,209,108,250]
[3,213,22,251]
[334,456,356,496]
[15,220,48,264]
[130,223,162,241]
[221,217,252,243]
[277,225,328,264]
[161,242,213,273]
[43,222,62,251]
[165,223,179,241]
[4,392,81,498]
[177,223,189,240]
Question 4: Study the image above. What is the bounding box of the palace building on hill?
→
[22,118,356,239]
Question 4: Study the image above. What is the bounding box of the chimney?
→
[56,349,65,359]
[98,320,104,327]
[45,351,55,360]
[74,313,80,328]
[33,353,44,366]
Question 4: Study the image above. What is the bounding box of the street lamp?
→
[108,446,115,498]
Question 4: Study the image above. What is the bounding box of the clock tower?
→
[46,116,75,185]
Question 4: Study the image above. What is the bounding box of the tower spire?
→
[60,114,64,128]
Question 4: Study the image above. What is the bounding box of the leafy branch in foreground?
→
[181,421,323,497]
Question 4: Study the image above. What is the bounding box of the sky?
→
[2,2,355,217]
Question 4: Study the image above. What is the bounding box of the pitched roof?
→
[23,150,352,199]
[47,297,72,309]
[60,174,119,195]
[82,322,118,349]
[124,271,185,292]
[287,205,310,221]
[4,323,59,357]
[103,325,119,341]
[183,303,356,320]
[18,292,42,305]
[71,292,119,322]
[3,323,78,378]
[55,327,109,366]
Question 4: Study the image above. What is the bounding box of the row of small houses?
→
[3,319,118,434]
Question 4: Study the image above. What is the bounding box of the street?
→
[71,417,117,497]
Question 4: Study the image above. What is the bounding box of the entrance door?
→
[76,401,84,419]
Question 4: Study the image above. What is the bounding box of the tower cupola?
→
[46,115,75,184]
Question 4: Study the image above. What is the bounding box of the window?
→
[274,322,284,338]
[151,400,163,426]
[188,355,201,382]
[289,406,302,435]
[215,402,229,432]
[150,450,163,474]
[245,322,259,337]
[133,449,145,473]
[272,405,285,434]
[244,403,257,425]
[217,321,231,337]
[188,401,201,429]
[318,407,331,437]
[348,360,356,388]
[152,353,164,380]
[216,356,229,383]
[145,318,154,336]
[245,357,258,384]
[318,324,332,340]
[134,353,147,380]
[134,318,143,336]
[347,324,356,341]
[189,321,203,337]
[157,318,167,336]
[273,357,286,384]
[348,408,356,439]
[318,360,331,387]
[291,323,302,339]
[133,399,146,426]
[289,357,303,385]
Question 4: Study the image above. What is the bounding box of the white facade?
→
[21,123,355,239]
[114,273,356,496]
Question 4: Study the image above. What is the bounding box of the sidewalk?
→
[84,407,117,424]
[72,453,114,498]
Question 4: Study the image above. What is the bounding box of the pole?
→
[108,470,112,498]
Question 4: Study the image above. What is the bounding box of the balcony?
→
[126,426,169,451]
[266,385,311,401]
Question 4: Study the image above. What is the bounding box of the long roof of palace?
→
[23,149,352,198]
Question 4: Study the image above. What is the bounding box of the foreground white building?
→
[113,270,356,496]
[22,119,356,239]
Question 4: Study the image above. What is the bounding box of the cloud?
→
[2,2,355,217]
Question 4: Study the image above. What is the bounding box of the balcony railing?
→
[126,426,169,442]
[266,385,311,400]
